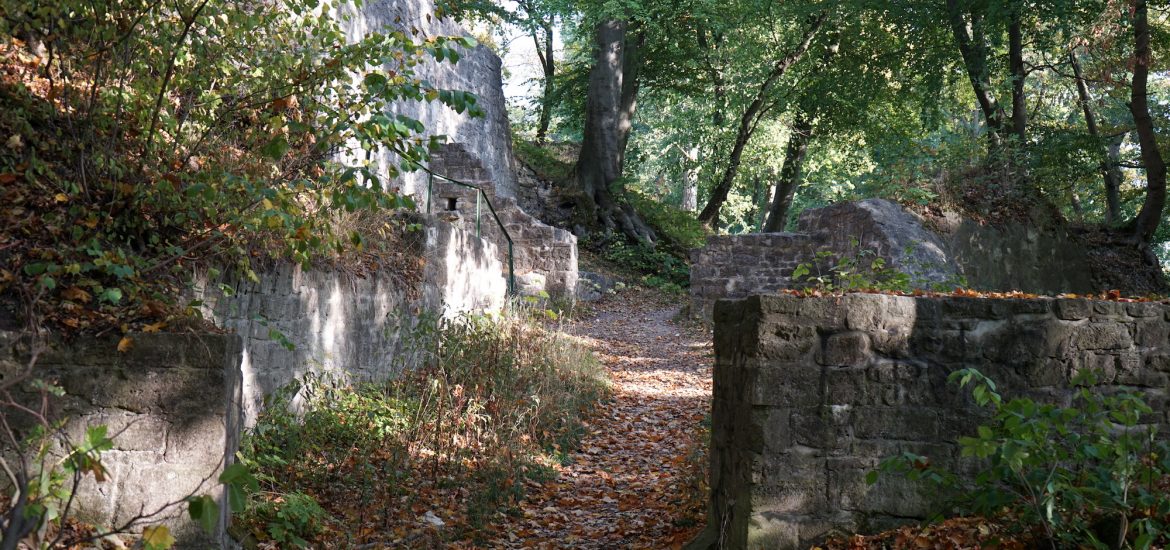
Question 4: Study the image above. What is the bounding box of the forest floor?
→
[485,288,712,549]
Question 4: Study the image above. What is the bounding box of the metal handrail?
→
[425,170,516,295]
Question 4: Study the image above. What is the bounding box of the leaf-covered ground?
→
[481,289,712,548]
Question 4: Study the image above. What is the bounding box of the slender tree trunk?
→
[1007,2,1027,142]
[763,111,813,232]
[681,145,699,211]
[697,13,826,228]
[697,26,726,127]
[1128,0,1166,244]
[571,20,655,244]
[534,21,555,144]
[1069,50,1122,223]
[945,0,1005,143]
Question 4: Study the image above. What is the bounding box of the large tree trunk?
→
[571,20,656,244]
[533,21,555,145]
[763,110,813,232]
[696,13,826,228]
[1128,0,1166,244]
[1069,50,1122,223]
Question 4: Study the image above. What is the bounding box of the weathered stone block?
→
[820,332,872,367]
[825,367,869,405]
[828,458,940,518]
[1127,302,1165,318]
[1136,320,1170,348]
[1069,322,1132,350]
[752,454,829,514]
[758,323,819,361]
[1055,298,1090,320]
[754,407,794,452]
[792,406,853,450]
[853,407,939,440]
[751,364,824,407]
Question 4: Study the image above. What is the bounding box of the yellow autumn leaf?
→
[141,525,175,549]
[53,192,68,203]
[143,321,167,333]
[117,336,133,353]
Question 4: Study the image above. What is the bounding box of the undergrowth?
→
[624,190,709,254]
[582,192,707,293]
[236,309,609,547]
[870,369,1170,549]
[513,139,574,182]
[0,3,478,333]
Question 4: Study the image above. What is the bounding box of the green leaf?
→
[261,135,291,161]
[187,494,219,534]
[99,287,123,304]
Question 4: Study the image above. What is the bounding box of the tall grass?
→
[236,310,609,546]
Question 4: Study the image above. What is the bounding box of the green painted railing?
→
[425,170,516,295]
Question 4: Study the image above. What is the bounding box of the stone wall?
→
[0,217,504,544]
[0,331,243,545]
[946,220,1095,294]
[339,0,518,202]
[690,233,819,319]
[689,293,1170,549]
[429,143,578,298]
[191,216,505,428]
[688,199,1157,319]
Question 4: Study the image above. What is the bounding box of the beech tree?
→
[571,18,657,243]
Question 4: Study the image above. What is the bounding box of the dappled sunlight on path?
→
[487,289,712,549]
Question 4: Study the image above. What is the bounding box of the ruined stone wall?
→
[689,233,819,318]
[690,200,963,319]
[0,331,243,546]
[339,0,518,201]
[690,293,1170,549]
[336,2,579,298]
[0,217,504,546]
[429,143,578,298]
[946,221,1095,295]
[687,197,1165,318]
[191,217,505,428]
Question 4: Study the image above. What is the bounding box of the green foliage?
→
[592,237,689,292]
[513,139,574,183]
[237,310,608,544]
[790,239,912,292]
[0,0,481,327]
[252,491,331,548]
[625,190,709,253]
[871,369,1170,548]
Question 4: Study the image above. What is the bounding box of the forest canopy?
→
[467,0,1169,273]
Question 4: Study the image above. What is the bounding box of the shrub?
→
[237,310,609,545]
[591,236,690,291]
[871,369,1170,549]
[624,190,710,254]
[0,0,479,330]
[791,239,912,292]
